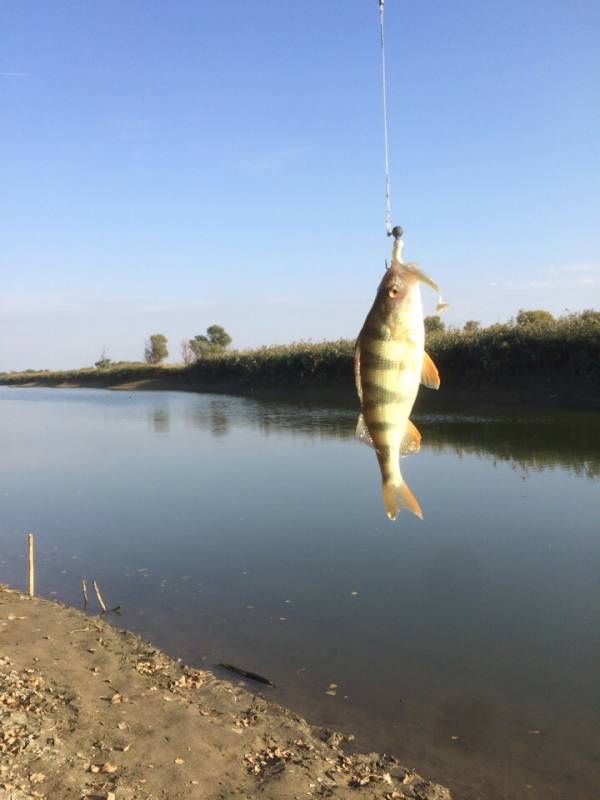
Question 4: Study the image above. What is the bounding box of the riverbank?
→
[1,369,598,411]
[0,584,451,800]
[2,318,599,409]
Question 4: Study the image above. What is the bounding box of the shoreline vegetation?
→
[2,311,599,409]
[0,583,451,799]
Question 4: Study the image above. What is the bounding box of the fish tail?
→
[382,480,423,521]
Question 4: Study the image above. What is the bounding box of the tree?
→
[424,315,445,334]
[189,335,212,359]
[95,348,111,369]
[144,334,168,365]
[516,309,554,326]
[180,339,194,365]
[463,320,481,334]
[205,324,232,349]
[189,324,232,360]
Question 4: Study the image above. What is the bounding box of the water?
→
[1,385,599,799]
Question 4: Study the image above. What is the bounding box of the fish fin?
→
[401,420,421,455]
[421,351,440,390]
[354,344,363,404]
[382,480,423,521]
[355,413,374,448]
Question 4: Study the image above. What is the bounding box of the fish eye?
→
[388,285,400,298]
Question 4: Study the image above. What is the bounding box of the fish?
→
[355,238,447,520]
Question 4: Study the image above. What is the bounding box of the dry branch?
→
[93,579,107,613]
[27,533,34,597]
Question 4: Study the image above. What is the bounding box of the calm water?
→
[1,386,599,799]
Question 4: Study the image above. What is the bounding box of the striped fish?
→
[355,243,446,520]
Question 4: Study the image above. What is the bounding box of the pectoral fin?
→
[355,413,375,448]
[401,419,421,455]
[421,351,440,390]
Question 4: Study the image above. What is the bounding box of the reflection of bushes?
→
[184,398,356,442]
[420,416,600,480]
[179,391,600,480]
[189,397,600,479]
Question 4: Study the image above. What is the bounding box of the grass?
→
[1,311,599,394]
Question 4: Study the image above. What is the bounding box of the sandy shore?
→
[0,585,451,800]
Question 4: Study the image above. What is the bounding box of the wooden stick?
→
[92,579,107,613]
[81,578,89,608]
[27,533,35,597]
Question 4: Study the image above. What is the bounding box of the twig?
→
[92,579,107,613]
[81,578,89,608]
[27,533,35,597]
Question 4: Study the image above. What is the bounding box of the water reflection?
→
[181,393,600,479]
[150,408,170,434]
[183,399,231,437]
[184,395,355,441]
[1,386,599,800]
[420,412,600,479]
[207,400,230,437]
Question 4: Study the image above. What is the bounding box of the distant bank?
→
[2,320,599,410]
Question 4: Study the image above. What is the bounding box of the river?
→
[0,386,598,799]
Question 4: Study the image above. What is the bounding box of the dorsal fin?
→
[421,351,440,390]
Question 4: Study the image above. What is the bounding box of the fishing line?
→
[378,0,393,237]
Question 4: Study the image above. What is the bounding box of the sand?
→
[0,585,451,800]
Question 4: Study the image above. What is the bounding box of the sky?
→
[2,0,599,370]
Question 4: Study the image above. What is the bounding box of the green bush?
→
[426,310,600,383]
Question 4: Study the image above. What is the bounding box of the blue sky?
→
[2,0,599,370]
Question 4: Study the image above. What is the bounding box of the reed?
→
[426,311,600,384]
[93,580,107,613]
[27,533,34,597]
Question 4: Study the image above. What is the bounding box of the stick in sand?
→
[81,578,89,608]
[27,532,35,597]
[92,579,107,613]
